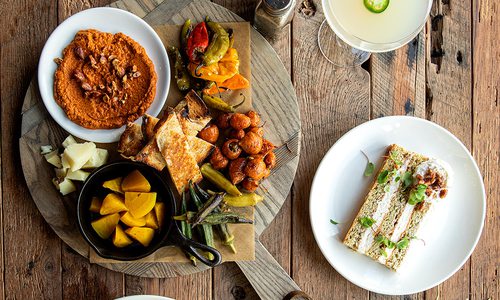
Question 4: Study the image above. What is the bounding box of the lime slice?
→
[364,0,390,13]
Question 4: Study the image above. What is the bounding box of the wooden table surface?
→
[0,0,498,299]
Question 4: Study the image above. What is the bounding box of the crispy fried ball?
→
[229,129,245,140]
[241,178,259,192]
[198,124,219,144]
[230,113,251,130]
[239,132,263,155]
[228,158,247,185]
[222,139,242,160]
[248,126,264,137]
[210,147,228,170]
[244,156,267,180]
[246,111,261,127]
[259,139,275,156]
[216,113,232,129]
[264,151,276,169]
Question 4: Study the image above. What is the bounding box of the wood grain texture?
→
[425,0,473,298]
[1,1,63,299]
[471,0,499,299]
[371,32,426,118]
[291,1,370,298]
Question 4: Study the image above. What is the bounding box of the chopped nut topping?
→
[108,55,117,61]
[116,66,126,78]
[88,54,97,68]
[54,57,63,65]
[99,55,107,64]
[74,47,85,60]
[439,189,448,198]
[81,82,93,91]
[132,71,141,78]
[73,70,85,82]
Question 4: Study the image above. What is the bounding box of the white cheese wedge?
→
[66,169,90,181]
[40,145,53,155]
[44,150,62,168]
[62,135,77,148]
[58,178,76,195]
[60,152,70,170]
[82,148,109,169]
[64,142,97,172]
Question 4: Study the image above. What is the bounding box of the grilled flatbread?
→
[117,123,145,158]
[156,112,202,194]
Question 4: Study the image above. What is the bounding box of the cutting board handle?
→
[236,241,311,300]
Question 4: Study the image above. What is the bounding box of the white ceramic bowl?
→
[309,116,485,295]
[38,7,169,143]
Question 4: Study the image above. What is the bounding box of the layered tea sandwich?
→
[344,144,449,271]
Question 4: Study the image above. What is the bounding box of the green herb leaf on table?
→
[330,219,339,225]
[359,217,376,228]
[408,184,428,205]
[361,150,375,177]
[364,162,375,177]
[402,171,413,189]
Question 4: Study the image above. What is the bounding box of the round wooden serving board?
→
[19,0,300,278]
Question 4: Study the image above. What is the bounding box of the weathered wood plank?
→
[425,0,472,298]
[371,32,426,118]
[159,271,212,300]
[62,245,124,299]
[125,276,160,296]
[291,1,370,298]
[470,0,499,299]
[1,0,63,298]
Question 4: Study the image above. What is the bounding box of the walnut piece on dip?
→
[54,29,157,130]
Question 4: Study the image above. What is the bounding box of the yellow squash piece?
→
[120,212,146,227]
[125,227,155,247]
[103,177,123,194]
[91,213,120,239]
[145,211,159,229]
[100,193,128,215]
[125,192,157,218]
[112,224,133,248]
[121,170,151,192]
[154,202,166,228]
[89,197,102,213]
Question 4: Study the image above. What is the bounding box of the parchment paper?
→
[90,22,255,264]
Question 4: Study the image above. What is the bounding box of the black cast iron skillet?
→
[77,161,221,267]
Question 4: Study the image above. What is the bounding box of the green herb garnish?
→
[375,235,395,249]
[364,162,375,177]
[330,219,339,225]
[380,248,388,257]
[377,170,390,184]
[402,171,413,189]
[389,150,403,167]
[396,237,410,249]
[359,217,375,228]
[361,150,375,177]
[408,184,427,205]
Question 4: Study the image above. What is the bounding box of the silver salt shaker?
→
[253,0,296,40]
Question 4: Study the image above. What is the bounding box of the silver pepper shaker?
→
[253,0,296,40]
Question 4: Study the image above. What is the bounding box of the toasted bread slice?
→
[117,123,145,158]
[140,114,213,164]
[187,135,214,163]
[155,112,202,194]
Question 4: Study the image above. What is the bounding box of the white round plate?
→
[309,116,485,295]
[38,7,170,143]
[115,296,174,300]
